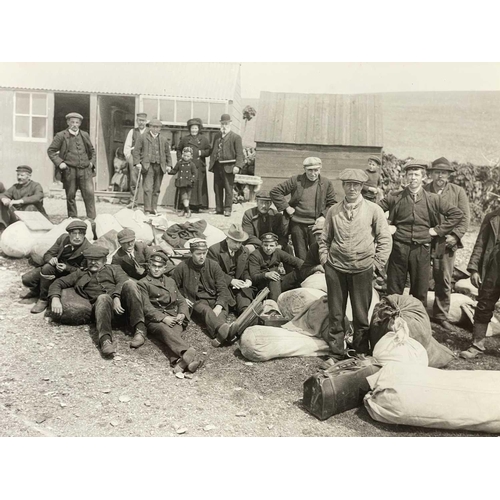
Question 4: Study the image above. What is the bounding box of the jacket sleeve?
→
[169,161,180,176]
[43,235,65,263]
[241,211,261,246]
[318,206,335,265]
[248,252,267,285]
[123,129,134,159]
[377,195,391,213]
[467,214,491,274]
[21,183,44,205]
[434,197,464,237]
[112,266,130,298]
[207,247,232,286]
[199,136,211,158]
[234,134,244,170]
[175,286,190,318]
[132,135,143,165]
[213,262,233,308]
[270,177,295,212]
[278,249,304,270]
[322,180,337,215]
[137,281,165,324]
[452,187,470,241]
[241,254,251,282]
[372,205,393,270]
[47,133,65,167]
[0,185,15,201]
[47,270,82,299]
[190,162,197,180]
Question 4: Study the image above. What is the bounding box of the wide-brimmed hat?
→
[226,224,248,242]
[428,157,454,172]
[187,118,203,129]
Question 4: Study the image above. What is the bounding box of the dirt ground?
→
[1,199,500,437]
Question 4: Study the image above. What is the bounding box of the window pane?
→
[142,99,158,120]
[15,116,30,137]
[16,93,30,114]
[32,93,47,115]
[160,99,175,122]
[192,102,209,125]
[176,100,192,124]
[209,103,227,125]
[32,117,47,138]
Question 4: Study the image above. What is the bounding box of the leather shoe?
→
[224,210,231,217]
[31,299,48,314]
[101,338,116,356]
[173,347,197,373]
[211,323,236,347]
[130,329,146,348]
[20,289,39,300]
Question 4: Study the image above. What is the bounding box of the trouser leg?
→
[79,167,96,219]
[93,294,114,341]
[408,243,431,307]
[325,263,349,358]
[192,300,227,338]
[386,240,410,296]
[151,164,164,211]
[281,269,301,292]
[128,156,138,194]
[432,249,455,321]
[142,167,154,212]
[290,221,309,260]
[62,167,78,218]
[147,321,189,362]
[223,171,234,211]
[22,267,42,294]
[474,257,500,325]
[348,267,373,354]
[267,279,283,302]
[235,287,253,314]
[120,280,145,330]
[39,263,68,301]
[213,163,224,213]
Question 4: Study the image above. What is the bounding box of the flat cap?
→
[429,157,453,172]
[149,119,162,127]
[256,190,272,201]
[65,112,83,121]
[66,219,88,232]
[261,232,279,243]
[403,159,428,171]
[189,238,208,251]
[303,157,322,169]
[16,165,32,174]
[82,245,109,259]
[117,228,136,244]
[136,112,147,118]
[311,218,325,234]
[339,169,369,183]
[149,250,170,265]
[220,114,231,123]
[368,155,382,165]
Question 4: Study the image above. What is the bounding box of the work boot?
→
[173,347,197,374]
[460,322,488,360]
[20,289,39,300]
[31,299,48,314]
[185,207,191,218]
[224,210,231,217]
[100,336,116,356]
[130,327,146,348]
[211,323,237,347]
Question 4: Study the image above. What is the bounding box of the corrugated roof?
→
[255,91,383,147]
[0,62,240,100]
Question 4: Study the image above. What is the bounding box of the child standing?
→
[168,146,197,217]
[361,155,382,202]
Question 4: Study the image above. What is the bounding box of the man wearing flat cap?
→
[137,251,204,373]
[133,118,172,215]
[0,165,48,228]
[21,219,92,314]
[209,114,244,217]
[319,168,392,359]
[48,245,146,356]
[241,190,287,252]
[208,224,254,316]
[124,112,148,200]
[424,157,470,330]
[47,112,96,220]
[270,157,336,260]
[378,160,464,306]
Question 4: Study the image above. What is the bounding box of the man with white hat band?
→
[270,156,336,260]
[48,112,97,219]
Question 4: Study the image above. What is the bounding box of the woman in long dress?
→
[176,118,211,212]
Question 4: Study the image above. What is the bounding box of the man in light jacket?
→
[319,169,392,360]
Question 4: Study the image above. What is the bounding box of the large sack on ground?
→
[373,318,428,366]
[113,209,153,243]
[45,288,92,325]
[425,291,476,324]
[277,288,326,319]
[95,214,123,238]
[239,325,330,362]
[364,362,500,434]
[454,278,478,298]
[94,230,120,262]
[301,273,327,293]
[0,221,39,258]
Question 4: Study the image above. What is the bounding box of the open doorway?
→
[53,93,91,135]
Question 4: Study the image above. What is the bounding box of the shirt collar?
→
[68,128,79,136]
[150,131,159,138]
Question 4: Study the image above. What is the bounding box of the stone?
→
[119,395,131,403]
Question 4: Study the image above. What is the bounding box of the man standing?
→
[133,118,172,214]
[0,165,48,228]
[319,169,392,360]
[47,112,96,220]
[270,157,336,260]
[425,157,470,329]
[123,112,148,201]
[300,218,326,281]
[378,160,463,306]
[209,114,244,217]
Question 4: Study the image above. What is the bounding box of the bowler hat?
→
[136,112,147,119]
[368,155,382,165]
[303,157,322,169]
[311,218,325,234]
[187,118,203,129]
[149,119,162,127]
[117,228,136,244]
[189,238,208,252]
[339,168,369,183]
[16,165,32,174]
[83,245,109,259]
[149,251,169,265]
[66,219,88,232]
[256,190,272,201]
[261,232,278,243]
[428,157,454,172]
[226,224,248,242]
[403,160,428,172]
[65,112,83,121]
[220,114,231,123]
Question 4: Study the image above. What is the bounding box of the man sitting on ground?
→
[48,245,146,356]
[22,219,91,314]
[137,251,203,373]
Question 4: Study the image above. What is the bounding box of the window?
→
[14,92,48,141]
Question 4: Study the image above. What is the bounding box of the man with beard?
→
[124,112,148,201]
[48,245,146,356]
[22,219,92,314]
[0,165,48,228]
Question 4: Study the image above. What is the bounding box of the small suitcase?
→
[303,357,381,420]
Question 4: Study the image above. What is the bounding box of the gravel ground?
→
[1,199,499,437]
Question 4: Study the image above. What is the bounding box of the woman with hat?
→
[176,118,211,212]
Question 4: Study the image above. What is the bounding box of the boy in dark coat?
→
[22,219,91,314]
[168,146,197,218]
[361,155,382,202]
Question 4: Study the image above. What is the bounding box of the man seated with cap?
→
[248,232,304,302]
[0,165,48,228]
[300,218,326,281]
[124,112,148,200]
[112,228,169,280]
[241,190,287,253]
[378,160,463,307]
[21,219,92,314]
[208,224,254,316]
[362,155,382,202]
[172,238,237,347]
[137,250,203,373]
[48,245,146,356]
[270,157,336,260]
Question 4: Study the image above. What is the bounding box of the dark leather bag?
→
[303,357,380,420]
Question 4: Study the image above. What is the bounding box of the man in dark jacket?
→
[208,224,254,315]
[300,218,325,281]
[137,251,203,373]
[124,112,148,199]
[461,208,500,359]
[48,245,146,356]
[378,160,464,307]
[0,165,48,228]
[209,114,244,217]
[172,239,236,346]
[47,112,96,220]
[424,157,470,329]
[133,118,172,214]
[22,219,91,314]
[270,157,336,260]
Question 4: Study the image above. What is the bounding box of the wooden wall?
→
[228,65,242,135]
